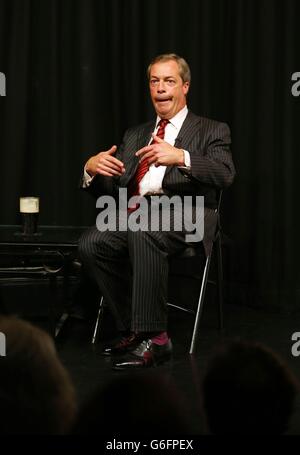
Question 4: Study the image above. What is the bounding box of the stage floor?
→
[52,301,300,435]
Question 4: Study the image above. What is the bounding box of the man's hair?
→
[147,53,191,84]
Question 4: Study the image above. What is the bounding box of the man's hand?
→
[85,145,125,177]
[135,135,185,167]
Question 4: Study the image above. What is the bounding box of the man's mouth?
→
[155,97,172,103]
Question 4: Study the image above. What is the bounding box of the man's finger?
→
[136,145,154,157]
[151,134,164,143]
[101,162,124,173]
[96,164,117,177]
[97,163,123,176]
[105,155,125,169]
[147,156,158,166]
[99,161,124,174]
[139,150,156,163]
[106,145,118,155]
[98,170,114,177]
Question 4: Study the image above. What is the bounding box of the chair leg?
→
[91,296,104,344]
[167,302,195,315]
[189,254,212,355]
[216,234,224,331]
[55,312,69,338]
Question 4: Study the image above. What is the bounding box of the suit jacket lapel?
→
[137,121,155,151]
[120,120,155,186]
[164,110,201,178]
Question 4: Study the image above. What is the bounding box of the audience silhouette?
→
[202,339,299,434]
[0,316,77,434]
[73,370,190,435]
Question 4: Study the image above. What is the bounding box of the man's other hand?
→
[85,146,125,177]
[135,135,184,167]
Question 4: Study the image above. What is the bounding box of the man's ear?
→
[183,81,190,95]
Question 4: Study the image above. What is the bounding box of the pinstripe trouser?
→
[78,203,213,333]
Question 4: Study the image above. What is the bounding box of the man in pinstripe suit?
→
[79,54,235,370]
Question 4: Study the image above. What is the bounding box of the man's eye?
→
[151,80,159,85]
[166,80,176,85]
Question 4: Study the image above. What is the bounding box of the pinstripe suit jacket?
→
[83,110,235,253]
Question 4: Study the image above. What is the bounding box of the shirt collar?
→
[156,105,188,130]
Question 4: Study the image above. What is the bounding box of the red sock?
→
[151,331,169,345]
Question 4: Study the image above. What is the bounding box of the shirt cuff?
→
[82,168,94,188]
[178,150,191,172]
[183,150,191,168]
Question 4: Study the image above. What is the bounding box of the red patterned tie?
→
[129,118,169,198]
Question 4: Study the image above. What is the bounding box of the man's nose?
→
[157,81,166,92]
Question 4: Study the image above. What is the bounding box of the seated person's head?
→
[73,370,190,435]
[202,339,299,434]
[0,316,77,434]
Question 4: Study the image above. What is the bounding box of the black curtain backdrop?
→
[0,0,299,312]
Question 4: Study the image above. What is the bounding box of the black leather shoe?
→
[113,338,173,370]
[102,333,145,356]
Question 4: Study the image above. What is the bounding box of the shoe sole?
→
[112,355,173,371]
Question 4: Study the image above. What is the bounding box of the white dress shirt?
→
[83,105,190,191]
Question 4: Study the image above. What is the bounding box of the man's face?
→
[149,60,190,119]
